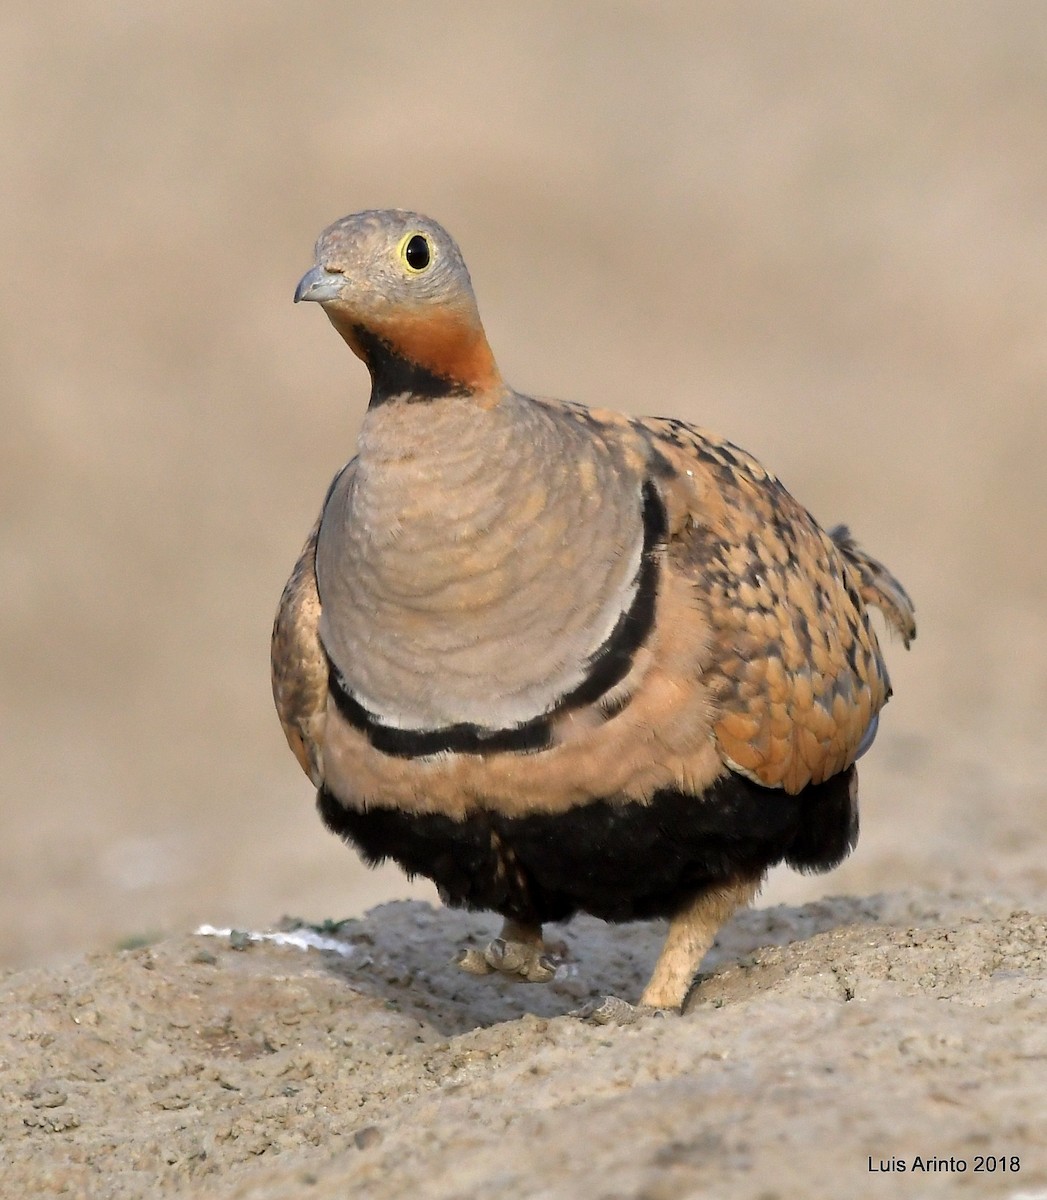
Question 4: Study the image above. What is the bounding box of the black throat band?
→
[355,324,472,407]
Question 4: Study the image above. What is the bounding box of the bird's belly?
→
[317,767,857,925]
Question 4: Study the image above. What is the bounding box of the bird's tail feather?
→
[829,525,916,648]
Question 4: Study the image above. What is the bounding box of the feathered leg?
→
[578,875,761,1024]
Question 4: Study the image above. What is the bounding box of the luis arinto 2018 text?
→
[868,1155,1020,1174]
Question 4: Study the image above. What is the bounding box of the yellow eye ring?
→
[398,231,432,273]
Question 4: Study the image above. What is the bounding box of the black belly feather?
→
[317,766,858,925]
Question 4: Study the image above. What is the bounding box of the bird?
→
[272,208,915,1023]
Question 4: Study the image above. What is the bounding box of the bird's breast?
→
[315,398,650,736]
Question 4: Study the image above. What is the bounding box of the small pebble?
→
[354,1125,382,1150]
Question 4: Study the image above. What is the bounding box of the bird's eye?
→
[401,233,431,272]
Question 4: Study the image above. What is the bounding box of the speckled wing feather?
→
[271,512,329,787]
[628,415,910,796]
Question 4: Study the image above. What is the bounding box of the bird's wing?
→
[271,463,357,786]
[628,414,910,795]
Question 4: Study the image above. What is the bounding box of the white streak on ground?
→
[195,924,356,957]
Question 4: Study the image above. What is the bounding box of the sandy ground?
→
[3,4,1047,1197]
[4,888,1046,1198]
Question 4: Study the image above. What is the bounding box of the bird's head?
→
[294,209,502,404]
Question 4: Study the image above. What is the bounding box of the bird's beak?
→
[294,266,346,304]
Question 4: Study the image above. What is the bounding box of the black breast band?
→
[325,480,667,758]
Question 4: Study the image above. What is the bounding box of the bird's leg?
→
[641,875,761,1007]
[577,875,761,1025]
[456,917,559,983]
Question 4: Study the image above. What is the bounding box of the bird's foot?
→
[571,996,667,1025]
[456,937,559,983]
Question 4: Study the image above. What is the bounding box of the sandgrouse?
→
[273,209,915,1023]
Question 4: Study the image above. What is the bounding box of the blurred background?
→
[3,2,1046,970]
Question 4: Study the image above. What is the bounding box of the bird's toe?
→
[456,938,559,983]
[455,946,495,976]
[571,996,667,1025]
[485,937,556,981]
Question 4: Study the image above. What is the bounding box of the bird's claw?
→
[455,946,495,976]
[571,996,666,1025]
[455,937,559,983]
